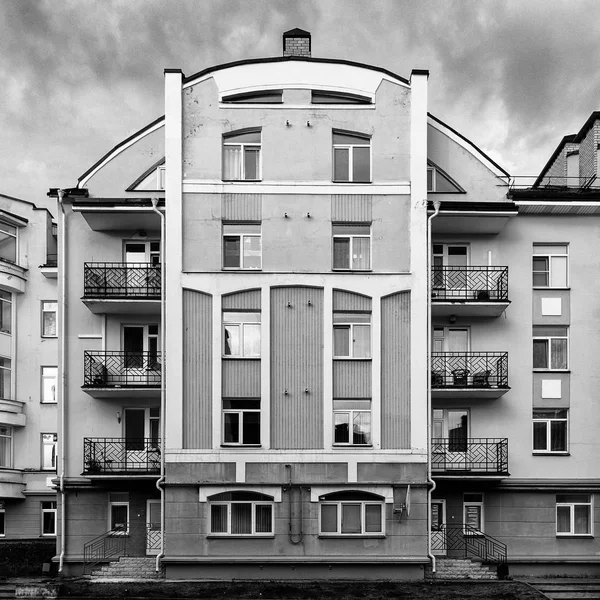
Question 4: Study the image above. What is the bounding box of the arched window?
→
[319,491,384,536]
[208,491,273,536]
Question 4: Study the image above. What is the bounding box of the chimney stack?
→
[283,28,311,58]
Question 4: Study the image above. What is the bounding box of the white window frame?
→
[222,312,261,358]
[222,130,262,181]
[0,425,12,468]
[332,131,371,183]
[109,501,130,535]
[41,433,57,470]
[41,301,57,338]
[333,399,372,446]
[0,357,11,401]
[319,500,384,536]
[222,398,261,446]
[41,501,57,537]
[0,221,17,264]
[209,498,274,536]
[332,224,371,270]
[222,224,262,270]
[556,494,593,537]
[0,508,4,537]
[41,366,57,404]
[333,313,371,359]
[0,290,11,335]
[157,165,166,190]
[533,409,568,453]
[532,244,569,288]
[463,493,484,534]
[533,327,569,370]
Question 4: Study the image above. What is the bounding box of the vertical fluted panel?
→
[331,195,373,222]
[270,287,323,449]
[183,289,212,449]
[222,359,261,397]
[333,360,372,397]
[381,291,411,449]
[222,194,262,221]
[222,289,261,310]
[333,289,372,312]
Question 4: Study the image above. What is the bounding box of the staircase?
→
[526,579,600,600]
[426,557,499,580]
[90,556,163,580]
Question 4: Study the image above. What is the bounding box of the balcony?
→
[83,438,160,476]
[432,266,509,317]
[431,352,509,399]
[82,351,161,399]
[82,263,161,314]
[432,438,509,478]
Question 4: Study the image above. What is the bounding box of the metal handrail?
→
[431,523,507,565]
[431,352,508,388]
[431,438,508,474]
[83,350,161,388]
[431,266,508,301]
[84,262,161,298]
[83,438,161,474]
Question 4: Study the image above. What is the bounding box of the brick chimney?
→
[283,28,311,58]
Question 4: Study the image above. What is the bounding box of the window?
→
[222,130,261,181]
[209,491,273,536]
[0,221,17,263]
[222,224,261,269]
[41,501,57,536]
[222,90,282,104]
[41,434,57,470]
[41,367,57,403]
[533,409,568,453]
[312,90,371,104]
[0,358,10,400]
[463,493,484,534]
[556,494,592,536]
[533,326,568,370]
[333,399,371,445]
[223,312,260,357]
[427,165,462,192]
[333,131,371,182]
[0,426,11,468]
[109,493,129,534]
[222,399,260,445]
[333,313,371,358]
[332,224,371,270]
[0,291,11,334]
[319,491,384,536]
[41,301,57,337]
[533,245,568,287]
[0,509,4,537]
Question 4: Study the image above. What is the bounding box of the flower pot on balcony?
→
[451,369,469,386]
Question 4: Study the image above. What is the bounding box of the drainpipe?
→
[57,190,67,573]
[151,198,166,572]
[427,200,441,573]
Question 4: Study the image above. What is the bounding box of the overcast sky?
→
[2,0,599,212]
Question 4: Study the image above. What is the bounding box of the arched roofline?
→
[428,112,510,179]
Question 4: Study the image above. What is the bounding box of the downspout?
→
[151,197,166,572]
[285,464,303,545]
[427,200,441,573]
[57,190,67,573]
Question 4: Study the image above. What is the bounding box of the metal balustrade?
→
[84,262,161,298]
[431,352,508,388]
[432,438,508,474]
[431,266,508,301]
[83,438,160,474]
[83,351,161,388]
[431,523,507,566]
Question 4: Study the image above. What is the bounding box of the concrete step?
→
[526,579,600,600]
[426,557,499,580]
[89,556,163,580]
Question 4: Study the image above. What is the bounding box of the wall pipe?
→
[151,198,166,572]
[285,464,303,545]
[427,200,441,573]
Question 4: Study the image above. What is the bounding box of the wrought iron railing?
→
[431,266,508,301]
[432,438,508,474]
[83,350,161,387]
[431,352,508,388]
[83,521,161,574]
[84,262,161,298]
[431,523,507,566]
[83,438,160,474]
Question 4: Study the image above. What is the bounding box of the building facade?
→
[0,193,58,547]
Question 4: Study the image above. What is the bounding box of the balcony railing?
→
[432,266,508,301]
[83,438,160,475]
[431,352,508,388]
[83,351,161,388]
[84,263,161,298]
[432,438,508,474]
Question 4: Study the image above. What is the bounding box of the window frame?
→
[222,224,262,270]
[556,494,592,537]
[532,244,569,288]
[533,409,568,454]
[109,501,130,536]
[208,494,274,537]
[41,433,58,471]
[463,492,484,535]
[533,327,569,370]
[333,399,372,446]
[0,357,11,401]
[222,130,262,181]
[333,313,371,359]
[0,290,11,335]
[41,501,57,537]
[0,425,12,468]
[0,220,17,264]
[319,497,384,537]
[0,508,4,537]
[222,312,261,358]
[41,366,58,404]
[222,398,261,446]
[332,131,372,183]
[332,224,372,271]
[41,301,58,338]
